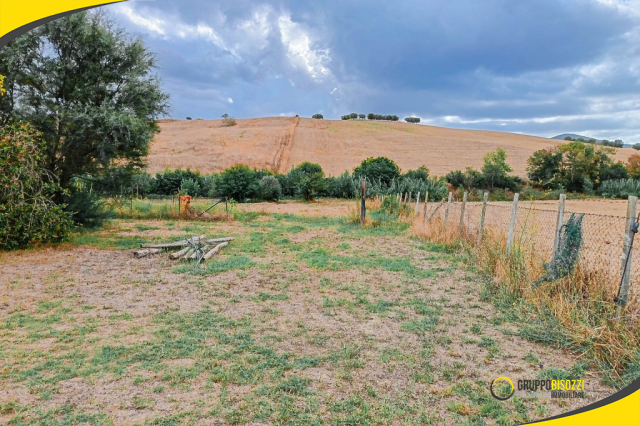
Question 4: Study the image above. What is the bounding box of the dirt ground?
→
[0,207,620,425]
[147,117,634,177]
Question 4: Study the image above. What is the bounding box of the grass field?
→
[147,117,635,177]
[0,200,619,425]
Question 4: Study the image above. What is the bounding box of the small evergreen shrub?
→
[259,175,282,201]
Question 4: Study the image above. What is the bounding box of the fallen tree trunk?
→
[169,246,191,260]
[189,245,209,259]
[182,248,196,259]
[203,242,228,259]
[205,237,234,244]
[133,248,164,258]
[141,235,206,249]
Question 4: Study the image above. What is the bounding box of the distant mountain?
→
[552,133,600,142]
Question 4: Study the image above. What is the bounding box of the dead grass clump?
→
[411,216,475,247]
[413,217,640,387]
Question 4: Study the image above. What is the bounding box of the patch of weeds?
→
[538,362,589,381]
[437,336,453,346]
[357,297,395,313]
[524,352,539,364]
[441,361,466,381]
[254,292,290,302]
[71,233,152,250]
[446,401,473,416]
[273,375,311,395]
[173,255,255,275]
[309,334,329,346]
[135,224,159,231]
[478,336,495,347]
[470,324,482,335]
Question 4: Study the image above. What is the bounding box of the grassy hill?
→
[148,118,634,177]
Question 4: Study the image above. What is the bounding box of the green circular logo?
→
[490,376,515,400]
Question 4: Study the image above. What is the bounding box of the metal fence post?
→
[444,192,453,229]
[415,192,421,216]
[552,194,566,260]
[618,196,638,310]
[506,193,519,255]
[477,191,489,245]
[459,191,467,236]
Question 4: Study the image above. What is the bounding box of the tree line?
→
[444,141,640,199]
[108,157,448,205]
[340,113,400,121]
[563,136,623,148]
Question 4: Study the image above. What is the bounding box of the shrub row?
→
[90,157,448,203]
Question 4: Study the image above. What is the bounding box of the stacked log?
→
[132,236,234,263]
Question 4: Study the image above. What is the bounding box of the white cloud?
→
[440,109,640,125]
[278,15,331,81]
[228,98,233,104]
[114,4,167,37]
[330,87,337,94]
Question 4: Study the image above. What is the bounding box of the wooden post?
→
[414,192,421,216]
[422,191,429,216]
[618,196,638,310]
[443,192,453,229]
[552,194,566,260]
[408,192,412,208]
[459,191,467,236]
[360,179,366,225]
[425,199,445,224]
[477,191,489,246]
[506,193,520,255]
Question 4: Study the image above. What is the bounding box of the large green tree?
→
[353,157,401,187]
[0,11,169,193]
[527,142,615,192]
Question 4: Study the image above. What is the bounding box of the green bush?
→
[0,121,72,249]
[353,157,401,187]
[154,169,204,195]
[180,178,201,196]
[288,162,326,201]
[64,187,111,228]
[259,175,282,201]
[312,113,323,119]
[326,171,357,198]
[403,166,430,181]
[131,172,156,196]
[216,164,259,202]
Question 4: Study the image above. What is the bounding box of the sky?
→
[106,0,640,142]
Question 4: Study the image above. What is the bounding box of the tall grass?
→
[599,178,640,199]
[107,198,234,221]
[412,216,640,388]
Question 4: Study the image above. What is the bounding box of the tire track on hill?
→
[273,115,299,173]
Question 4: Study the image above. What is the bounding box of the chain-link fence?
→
[403,193,638,301]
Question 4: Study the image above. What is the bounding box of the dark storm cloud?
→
[107,0,640,142]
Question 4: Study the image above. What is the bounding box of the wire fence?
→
[401,192,638,303]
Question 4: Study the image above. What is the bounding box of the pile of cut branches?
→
[132,235,234,266]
